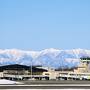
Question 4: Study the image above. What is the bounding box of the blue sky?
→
[0,0,90,50]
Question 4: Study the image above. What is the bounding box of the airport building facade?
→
[0,57,90,81]
[0,64,49,80]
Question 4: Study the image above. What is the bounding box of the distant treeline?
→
[80,57,90,60]
[55,67,77,71]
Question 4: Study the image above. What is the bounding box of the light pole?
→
[61,56,63,72]
[30,59,32,80]
[72,49,79,80]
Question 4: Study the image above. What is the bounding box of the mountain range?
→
[0,48,90,69]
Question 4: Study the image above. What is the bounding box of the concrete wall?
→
[43,71,73,80]
[74,63,88,73]
[0,72,3,77]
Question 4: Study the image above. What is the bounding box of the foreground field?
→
[0,84,90,89]
[0,80,90,89]
[20,80,90,85]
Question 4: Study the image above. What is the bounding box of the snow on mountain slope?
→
[0,48,90,68]
[0,79,22,84]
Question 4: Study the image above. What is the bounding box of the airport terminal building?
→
[0,64,49,80]
[0,57,90,81]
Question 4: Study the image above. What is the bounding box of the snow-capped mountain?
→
[0,48,90,68]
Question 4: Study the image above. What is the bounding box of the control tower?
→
[81,57,90,64]
[80,57,90,72]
